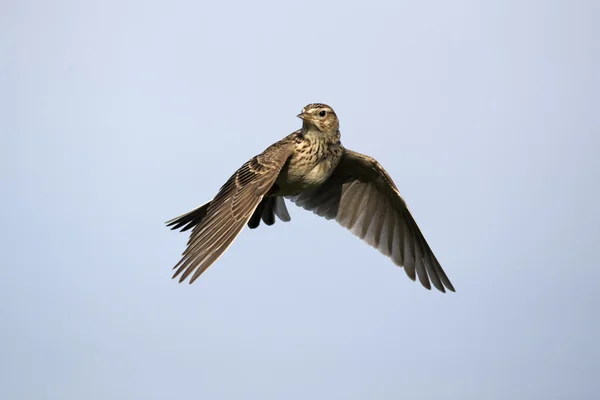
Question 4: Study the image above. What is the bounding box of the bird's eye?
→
[319,110,326,117]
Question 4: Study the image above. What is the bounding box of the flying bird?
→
[166,103,454,292]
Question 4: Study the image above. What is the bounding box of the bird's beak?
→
[297,112,309,120]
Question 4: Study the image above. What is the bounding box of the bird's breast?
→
[273,139,343,196]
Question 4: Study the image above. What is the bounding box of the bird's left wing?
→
[171,136,296,283]
[288,148,454,292]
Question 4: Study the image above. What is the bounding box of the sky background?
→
[2,0,599,399]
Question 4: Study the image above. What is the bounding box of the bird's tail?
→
[247,197,291,229]
[166,197,291,233]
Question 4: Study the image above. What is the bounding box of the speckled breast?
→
[273,137,343,196]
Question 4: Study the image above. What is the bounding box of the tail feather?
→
[247,201,263,229]
[247,197,291,229]
[167,197,291,232]
[261,200,276,225]
[272,197,291,222]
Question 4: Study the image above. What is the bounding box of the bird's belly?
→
[274,157,337,196]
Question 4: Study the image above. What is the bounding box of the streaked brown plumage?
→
[166,103,455,292]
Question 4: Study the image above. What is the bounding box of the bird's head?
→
[297,103,339,134]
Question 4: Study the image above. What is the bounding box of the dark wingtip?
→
[402,265,416,281]
[166,220,178,229]
[420,275,432,291]
[166,219,195,232]
[430,276,446,293]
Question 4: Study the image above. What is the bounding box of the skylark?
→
[166,103,455,292]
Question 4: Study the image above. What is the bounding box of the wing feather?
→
[288,148,454,292]
[168,137,296,283]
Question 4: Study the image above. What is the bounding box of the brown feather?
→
[288,147,454,293]
[168,136,296,282]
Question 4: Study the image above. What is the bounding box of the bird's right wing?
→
[169,136,296,284]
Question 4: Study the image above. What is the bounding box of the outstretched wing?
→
[169,137,295,283]
[289,148,454,292]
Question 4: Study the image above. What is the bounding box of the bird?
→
[166,103,455,292]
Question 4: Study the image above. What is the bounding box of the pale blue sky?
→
[2,1,599,399]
